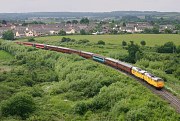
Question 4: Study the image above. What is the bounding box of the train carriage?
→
[80,51,93,59]
[105,57,118,68]
[117,61,133,73]
[35,43,45,49]
[69,48,81,55]
[22,42,34,47]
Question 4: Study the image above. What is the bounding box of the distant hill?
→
[0,11,180,20]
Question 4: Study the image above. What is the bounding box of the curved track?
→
[17,42,180,113]
[115,67,180,113]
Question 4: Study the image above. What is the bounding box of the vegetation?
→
[157,42,176,53]
[2,30,14,40]
[0,40,180,120]
[140,40,146,46]
[28,34,180,46]
[1,93,35,119]
[126,41,142,63]
[122,40,127,47]
[80,29,87,35]
[80,18,89,24]
[19,34,180,96]
[58,30,66,36]
[28,38,35,42]
[97,40,105,45]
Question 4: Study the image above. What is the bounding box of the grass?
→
[27,34,180,46]
[0,50,13,72]
[0,50,13,60]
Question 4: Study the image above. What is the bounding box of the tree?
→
[164,29,173,34]
[140,40,146,46]
[1,93,36,119]
[80,29,86,35]
[2,20,7,24]
[66,21,71,24]
[152,27,160,34]
[2,30,14,40]
[127,41,141,63]
[175,24,180,30]
[157,42,176,53]
[58,30,66,36]
[176,45,180,53]
[80,18,89,24]
[72,20,78,24]
[122,41,127,47]
[143,28,152,34]
[28,38,35,42]
[122,22,126,27]
[61,37,75,42]
[97,40,105,45]
[22,23,28,26]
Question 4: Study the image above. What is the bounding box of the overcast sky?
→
[0,0,179,13]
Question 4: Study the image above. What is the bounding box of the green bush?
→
[97,40,105,45]
[1,93,36,119]
[28,38,35,42]
[73,102,88,115]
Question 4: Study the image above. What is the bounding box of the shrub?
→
[77,39,89,44]
[2,30,14,40]
[73,102,88,115]
[122,41,127,47]
[157,42,176,53]
[28,38,35,42]
[58,30,66,36]
[140,40,146,46]
[1,93,36,119]
[61,37,75,43]
[97,40,105,45]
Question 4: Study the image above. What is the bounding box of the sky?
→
[0,0,179,13]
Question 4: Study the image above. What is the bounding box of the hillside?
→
[0,11,180,20]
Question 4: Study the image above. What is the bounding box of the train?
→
[15,41,164,89]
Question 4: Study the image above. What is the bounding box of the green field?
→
[0,50,13,60]
[32,34,180,46]
[0,50,13,73]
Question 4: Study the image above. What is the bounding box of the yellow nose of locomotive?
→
[157,81,164,89]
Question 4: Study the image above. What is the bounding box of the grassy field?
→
[0,50,13,72]
[0,50,13,60]
[31,34,180,46]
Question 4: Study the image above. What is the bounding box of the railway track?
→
[113,67,180,113]
[157,89,180,113]
[16,42,180,114]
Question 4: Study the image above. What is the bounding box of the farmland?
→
[32,34,180,46]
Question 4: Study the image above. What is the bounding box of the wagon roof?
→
[117,61,133,68]
[81,51,94,55]
[105,57,119,63]
[69,48,80,51]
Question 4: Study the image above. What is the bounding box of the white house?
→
[25,30,34,37]
[66,29,76,34]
